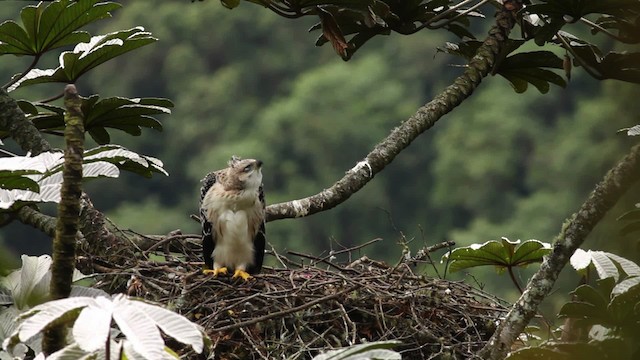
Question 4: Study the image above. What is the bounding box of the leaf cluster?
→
[507,251,640,360]
[219,0,640,93]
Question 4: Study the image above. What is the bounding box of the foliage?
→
[0,145,166,210]
[0,255,107,357]
[2,294,207,360]
[0,0,119,57]
[442,237,551,273]
[569,248,640,281]
[218,0,483,60]
[311,340,401,360]
[13,95,171,145]
[219,0,640,94]
[7,27,158,92]
[506,251,640,359]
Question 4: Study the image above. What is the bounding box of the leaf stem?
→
[2,54,41,91]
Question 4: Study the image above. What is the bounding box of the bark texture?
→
[266,1,522,222]
[0,88,51,155]
[479,144,640,359]
[43,85,85,355]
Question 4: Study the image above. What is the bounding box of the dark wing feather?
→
[248,184,266,274]
[200,172,217,270]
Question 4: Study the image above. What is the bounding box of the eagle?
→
[199,157,266,280]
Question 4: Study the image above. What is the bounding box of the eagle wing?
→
[200,171,218,270]
[248,184,266,274]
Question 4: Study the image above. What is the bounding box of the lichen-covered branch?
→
[0,88,51,155]
[44,85,85,355]
[479,144,640,360]
[17,206,57,237]
[266,0,522,222]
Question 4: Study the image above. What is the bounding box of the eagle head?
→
[228,158,263,191]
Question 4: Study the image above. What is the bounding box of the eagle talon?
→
[203,267,228,277]
[232,269,253,281]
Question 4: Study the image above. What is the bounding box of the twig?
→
[212,285,360,333]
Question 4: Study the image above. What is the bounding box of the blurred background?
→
[1,1,639,307]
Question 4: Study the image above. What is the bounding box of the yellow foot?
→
[203,267,228,277]
[232,269,252,281]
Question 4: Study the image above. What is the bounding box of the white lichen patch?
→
[349,160,373,177]
[291,199,309,217]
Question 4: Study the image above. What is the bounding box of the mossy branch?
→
[266,0,523,221]
[0,88,51,155]
[43,85,85,355]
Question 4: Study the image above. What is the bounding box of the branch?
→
[265,0,522,222]
[479,144,640,359]
[45,84,85,355]
[0,88,51,155]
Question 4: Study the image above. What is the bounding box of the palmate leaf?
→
[6,295,205,360]
[0,146,167,210]
[558,31,640,83]
[224,0,481,60]
[0,0,120,56]
[570,249,640,281]
[8,27,157,92]
[442,237,551,273]
[13,96,170,145]
[437,40,566,93]
[498,51,566,93]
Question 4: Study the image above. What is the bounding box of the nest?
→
[78,235,508,359]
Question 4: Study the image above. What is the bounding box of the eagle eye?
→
[243,165,252,172]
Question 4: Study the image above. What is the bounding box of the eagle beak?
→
[256,160,263,168]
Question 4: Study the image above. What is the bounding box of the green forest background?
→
[1,0,639,303]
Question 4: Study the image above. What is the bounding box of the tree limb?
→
[478,144,640,359]
[0,88,51,155]
[265,0,522,222]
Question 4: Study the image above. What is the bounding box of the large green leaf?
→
[0,0,120,56]
[8,27,157,91]
[442,238,551,273]
[498,51,566,93]
[608,282,640,329]
[12,96,171,145]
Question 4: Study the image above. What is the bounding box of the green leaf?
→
[312,340,401,360]
[608,282,640,326]
[0,172,39,192]
[220,0,242,9]
[442,238,551,273]
[18,96,171,144]
[8,28,157,91]
[497,51,566,94]
[0,0,120,56]
[617,207,640,221]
